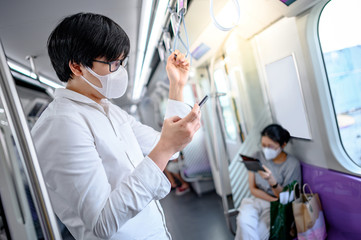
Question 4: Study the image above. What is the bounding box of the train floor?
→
[160,189,235,240]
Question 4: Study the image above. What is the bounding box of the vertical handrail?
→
[0,41,62,239]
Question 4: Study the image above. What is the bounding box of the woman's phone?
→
[198,95,209,108]
[240,154,266,172]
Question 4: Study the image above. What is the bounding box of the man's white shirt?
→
[31,88,190,240]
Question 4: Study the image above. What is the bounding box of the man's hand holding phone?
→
[149,104,202,171]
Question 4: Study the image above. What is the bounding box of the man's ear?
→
[68,61,83,77]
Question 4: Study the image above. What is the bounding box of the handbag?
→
[292,183,327,240]
[269,180,298,240]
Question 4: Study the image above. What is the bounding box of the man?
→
[32,12,201,239]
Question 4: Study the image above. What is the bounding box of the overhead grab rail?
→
[167,0,192,65]
[0,41,62,239]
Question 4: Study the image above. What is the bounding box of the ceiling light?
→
[39,76,64,89]
[7,61,37,79]
[7,60,64,89]
[132,0,169,100]
[133,0,154,100]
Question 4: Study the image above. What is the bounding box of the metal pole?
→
[0,41,62,239]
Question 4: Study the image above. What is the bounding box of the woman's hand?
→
[248,171,279,202]
[270,196,279,202]
[166,50,190,89]
[258,165,277,186]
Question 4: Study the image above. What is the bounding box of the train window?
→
[213,67,238,141]
[319,0,361,165]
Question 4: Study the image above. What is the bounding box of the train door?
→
[212,59,243,162]
[211,33,274,234]
[194,68,232,196]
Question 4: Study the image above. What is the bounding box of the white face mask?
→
[262,147,281,160]
[81,65,128,99]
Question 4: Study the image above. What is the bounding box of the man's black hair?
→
[261,124,291,146]
[47,12,130,82]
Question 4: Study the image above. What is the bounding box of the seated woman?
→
[235,124,301,240]
[164,151,191,196]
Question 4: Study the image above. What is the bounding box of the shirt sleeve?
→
[164,99,192,119]
[128,99,191,159]
[32,116,170,239]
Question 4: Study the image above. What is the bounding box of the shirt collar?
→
[54,88,108,113]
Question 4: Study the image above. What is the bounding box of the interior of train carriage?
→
[1,0,361,239]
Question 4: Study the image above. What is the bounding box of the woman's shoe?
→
[175,186,190,196]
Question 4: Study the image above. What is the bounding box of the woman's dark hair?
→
[47,12,130,82]
[261,124,291,146]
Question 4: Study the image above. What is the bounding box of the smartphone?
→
[198,95,209,108]
[240,154,266,172]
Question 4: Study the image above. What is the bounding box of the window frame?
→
[307,0,361,173]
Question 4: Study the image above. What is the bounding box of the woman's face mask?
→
[81,65,128,99]
[262,147,281,160]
